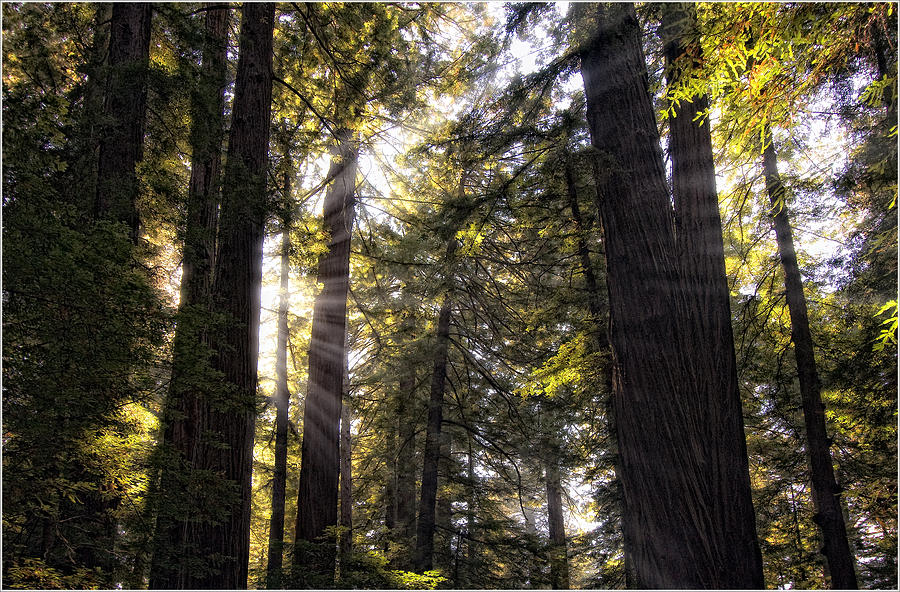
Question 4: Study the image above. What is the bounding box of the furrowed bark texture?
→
[150,5,229,588]
[414,245,455,573]
[295,129,359,581]
[95,3,151,242]
[546,461,570,590]
[266,205,293,586]
[186,5,274,588]
[581,3,761,587]
[662,3,765,588]
[763,139,858,590]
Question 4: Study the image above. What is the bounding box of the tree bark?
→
[763,137,859,590]
[80,3,151,580]
[661,3,765,588]
[414,238,456,572]
[182,4,274,588]
[546,461,570,590]
[294,128,359,583]
[150,6,229,587]
[266,181,293,588]
[94,3,151,243]
[580,3,762,587]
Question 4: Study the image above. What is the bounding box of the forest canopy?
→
[2,2,897,590]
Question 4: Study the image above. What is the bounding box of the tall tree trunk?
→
[150,6,229,586]
[580,3,762,587]
[394,370,418,569]
[94,2,151,242]
[414,237,456,572]
[339,361,353,566]
[266,180,293,588]
[661,3,765,588]
[80,3,151,580]
[187,5,274,588]
[545,461,570,590]
[294,128,359,583]
[435,425,454,574]
[763,137,859,590]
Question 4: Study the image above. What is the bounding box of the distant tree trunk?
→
[545,461,570,590]
[339,361,353,565]
[150,4,229,588]
[414,238,456,572]
[661,3,764,588]
[763,137,859,590]
[385,416,398,554]
[435,425,453,573]
[266,172,293,588]
[94,3,151,242]
[580,3,763,587]
[394,370,418,569]
[188,4,274,589]
[294,128,359,583]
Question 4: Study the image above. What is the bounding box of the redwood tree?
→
[661,2,765,587]
[579,3,764,587]
[763,137,859,589]
[95,3,152,242]
[150,5,229,586]
[294,128,360,582]
[165,4,275,588]
[414,289,454,573]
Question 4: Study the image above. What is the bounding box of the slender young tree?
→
[266,155,294,588]
[294,127,360,582]
[339,361,353,565]
[545,460,570,589]
[414,238,458,572]
[763,135,859,590]
[579,3,764,587]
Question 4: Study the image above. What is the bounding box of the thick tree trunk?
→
[414,257,455,572]
[546,461,570,590]
[80,3,151,580]
[94,3,151,242]
[394,371,418,568]
[266,204,293,587]
[661,4,765,588]
[183,5,274,588]
[295,128,359,583]
[580,3,762,587]
[150,6,229,587]
[763,138,858,590]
